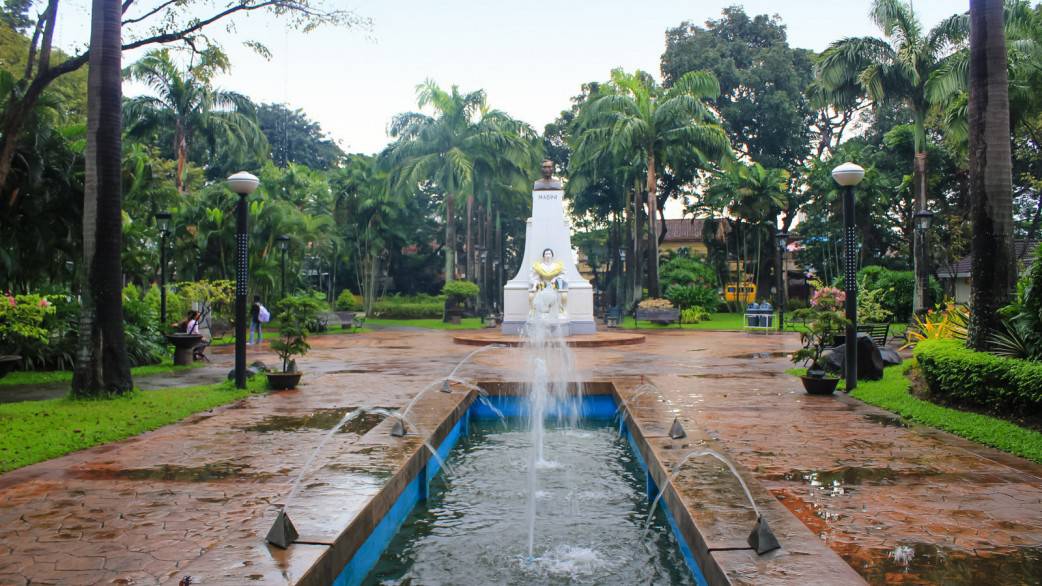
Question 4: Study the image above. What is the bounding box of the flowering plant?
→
[792,282,849,375]
[810,286,846,311]
[0,293,55,356]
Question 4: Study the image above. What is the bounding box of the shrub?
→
[0,293,55,368]
[122,285,166,367]
[680,306,709,324]
[903,302,969,349]
[992,243,1042,361]
[857,278,892,323]
[143,284,188,331]
[442,280,480,301]
[665,284,721,311]
[370,294,445,319]
[851,266,942,322]
[915,339,1042,416]
[660,250,717,290]
[335,290,363,311]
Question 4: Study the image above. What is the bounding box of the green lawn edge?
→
[790,362,1042,464]
[0,358,205,387]
[0,376,267,474]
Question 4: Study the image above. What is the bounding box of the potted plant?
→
[790,286,849,395]
[442,280,479,324]
[267,294,324,390]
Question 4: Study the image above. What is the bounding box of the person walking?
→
[249,295,268,345]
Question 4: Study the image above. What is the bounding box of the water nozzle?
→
[440,380,452,393]
[390,418,408,437]
[747,515,781,555]
[669,417,686,440]
[266,509,299,549]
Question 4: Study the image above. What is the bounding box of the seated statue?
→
[529,248,568,318]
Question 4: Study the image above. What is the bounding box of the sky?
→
[52,0,964,156]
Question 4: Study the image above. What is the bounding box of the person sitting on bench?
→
[179,310,210,361]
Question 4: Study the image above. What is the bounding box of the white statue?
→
[529,248,568,318]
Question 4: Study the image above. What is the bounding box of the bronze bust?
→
[533,159,562,190]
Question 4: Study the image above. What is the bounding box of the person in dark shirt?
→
[249,295,263,345]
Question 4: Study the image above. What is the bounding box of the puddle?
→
[78,461,272,482]
[728,351,791,360]
[851,543,1042,585]
[238,408,390,434]
[328,369,373,374]
[679,372,781,379]
[780,466,899,486]
[863,413,909,428]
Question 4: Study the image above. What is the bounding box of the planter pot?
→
[166,333,203,366]
[0,355,21,380]
[267,371,302,390]
[800,375,840,395]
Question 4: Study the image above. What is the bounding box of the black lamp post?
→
[832,162,865,391]
[776,230,788,332]
[155,211,172,326]
[617,247,627,312]
[277,234,290,300]
[913,209,935,314]
[226,171,260,389]
[475,245,487,315]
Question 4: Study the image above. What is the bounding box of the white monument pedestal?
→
[501,189,595,335]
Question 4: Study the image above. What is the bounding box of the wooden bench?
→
[857,323,891,346]
[604,307,623,328]
[634,308,680,327]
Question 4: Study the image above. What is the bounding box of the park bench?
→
[605,307,623,328]
[857,323,891,346]
[634,307,680,327]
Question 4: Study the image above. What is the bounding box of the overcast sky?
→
[53,0,963,155]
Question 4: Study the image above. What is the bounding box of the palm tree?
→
[817,0,967,311]
[572,68,730,297]
[123,49,265,193]
[967,0,1016,349]
[72,0,132,396]
[383,80,537,282]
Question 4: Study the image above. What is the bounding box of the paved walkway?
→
[0,330,1039,584]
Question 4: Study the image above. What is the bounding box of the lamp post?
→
[277,235,290,300]
[226,171,260,389]
[776,230,788,332]
[617,247,627,311]
[832,162,865,391]
[475,245,487,315]
[913,209,935,315]
[155,211,172,326]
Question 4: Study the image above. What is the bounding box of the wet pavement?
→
[0,330,1039,584]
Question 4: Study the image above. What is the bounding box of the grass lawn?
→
[0,358,205,387]
[365,317,484,330]
[0,376,267,473]
[621,312,789,331]
[791,362,1042,464]
[211,326,371,346]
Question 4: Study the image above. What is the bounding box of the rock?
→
[879,347,902,367]
[821,333,886,381]
[226,366,263,381]
[249,360,271,373]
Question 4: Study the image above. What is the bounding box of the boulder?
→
[879,347,902,367]
[821,333,886,381]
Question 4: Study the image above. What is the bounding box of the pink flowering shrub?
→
[810,287,846,311]
[0,293,55,356]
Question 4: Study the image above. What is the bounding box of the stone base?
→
[453,331,646,347]
[501,319,595,336]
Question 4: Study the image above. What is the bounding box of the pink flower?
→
[38,298,49,308]
[6,296,14,308]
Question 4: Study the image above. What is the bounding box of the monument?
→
[501,161,595,335]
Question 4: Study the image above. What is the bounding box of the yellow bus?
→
[724,282,757,304]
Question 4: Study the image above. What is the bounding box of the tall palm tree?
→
[123,49,265,193]
[967,0,1016,349]
[817,0,967,311]
[72,0,132,396]
[383,81,537,282]
[572,68,730,297]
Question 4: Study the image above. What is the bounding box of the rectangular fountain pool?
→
[331,392,708,586]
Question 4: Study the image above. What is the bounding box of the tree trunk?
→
[646,149,660,297]
[444,193,456,282]
[72,0,132,396]
[967,0,1015,349]
[912,150,930,314]
[465,193,473,281]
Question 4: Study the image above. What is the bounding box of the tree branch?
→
[37,0,59,75]
[122,0,180,26]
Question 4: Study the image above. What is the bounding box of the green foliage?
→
[335,290,363,311]
[442,280,480,301]
[680,306,710,324]
[992,243,1042,360]
[121,285,166,367]
[370,294,444,319]
[665,285,720,311]
[0,293,54,355]
[0,377,265,473]
[175,280,234,323]
[270,294,324,372]
[660,251,721,311]
[903,302,969,348]
[857,278,893,323]
[256,103,345,169]
[855,266,943,322]
[915,339,1042,416]
[143,284,189,330]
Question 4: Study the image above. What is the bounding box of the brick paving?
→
[0,329,1039,584]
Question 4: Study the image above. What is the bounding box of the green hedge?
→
[369,294,445,319]
[914,339,1042,415]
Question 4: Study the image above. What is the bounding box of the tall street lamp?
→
[277,234,290,300]
[155,211,172,326]
[226,171,260,389]
[913,209,935,315]
[832,162,865,391]
[617,247,627,312]
[475,245,487,315]
[776,230,788,332]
